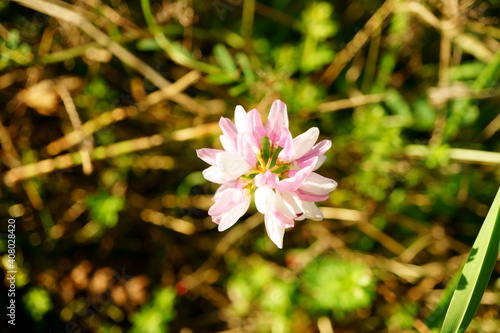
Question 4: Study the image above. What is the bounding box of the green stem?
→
[140,0,157,28]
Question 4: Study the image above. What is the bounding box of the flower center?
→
[241,136,295,191]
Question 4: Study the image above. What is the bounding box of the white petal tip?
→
[255,187,275,214]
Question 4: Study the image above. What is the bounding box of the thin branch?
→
[42,70,202,156]
[44,107,132,156]
[4,134,164,186]
[54,82,94,175]
[317,94,386,112]
[10,0,206,114]
[405,145,500,165]
[319,0,396,85]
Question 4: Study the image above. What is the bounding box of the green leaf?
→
[176,171,206,196]
[413,97,436,131]
[228,83,248,96]
[236,52,255,84]
[269,146,283,168]
[450,61,484,81]
[426,271,461,329]
[261,136,271,164]
[213,43,237,74]
[440,187,500,333]
[23,287,53,321]
[136,38,161,51]
[384,89,413,124]
[130,287,176,333]
[471,50,500,92]
[87,191,125,228]
[7,29,20,49]
[205,73,237,85]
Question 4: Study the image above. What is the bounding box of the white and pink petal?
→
[234,105,247,133]
[217,192,251,231]
[301,201,324,221]
[216,152,251,180]
[296,140,331,167]
[299,172,338,196]
[208,190,234,217]
[276,157,317,192]
[264,211,286,249]
[237,132,257,167]
[313,155,327,171]
[247,109,266,147]
[274,191,297,219]
[202,166,227,184]
[196,148,224,166]
[291,127,319,160]
[255,186,275,214]
[296,189,331,202]
[282,191,305,219]
[254,170,279,188]
[265,100,289,142]
[277,128,294,160]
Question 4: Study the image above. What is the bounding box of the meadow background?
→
[1,0,500,332]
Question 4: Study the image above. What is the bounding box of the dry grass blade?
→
[10,0,206,114]
[317,94,386,112]
[44,107,133,156]
[138,70,202,110]
[320,0,396,85]
[182,213,263,291]
[54,82,94,175]
[4,135,164,186]
[406,145,500,165]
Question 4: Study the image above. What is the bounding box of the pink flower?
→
[197,100,337,248]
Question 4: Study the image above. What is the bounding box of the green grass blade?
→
[471,49,500,91]
[440,187,500,333]
[213,43,238,73]
[425,271,461,329]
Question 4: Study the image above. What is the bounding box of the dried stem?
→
[11,0,206,114]
[54,82,94,175]
[4,134,164,186]
[320,0,396,85]
[317,94,386,113]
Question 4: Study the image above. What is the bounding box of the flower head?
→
[197,100,337,248]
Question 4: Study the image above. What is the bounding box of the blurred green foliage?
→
[0,29,32,70]
[227,255,377,331]
[130,288,176,333]
[227,256,295,332]
[299,258,376,317]
[23,287,53,321]
[87,191,125,229]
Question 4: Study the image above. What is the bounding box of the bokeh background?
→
[1,0,500,332]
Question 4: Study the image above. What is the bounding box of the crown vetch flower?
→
[197,100,337,248]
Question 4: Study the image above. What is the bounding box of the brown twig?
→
[321,207,407,256]
[44,107,132,156]
[54,82,94,175]
[4,134,164,186]
[317,94,386,113]
[140,209,195,235]
[10,0,206,114]
[181,213,263,291]
[0,121,21,169]
[405,145,500,165]
[43,70,202,156]
[319,0,396,85]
